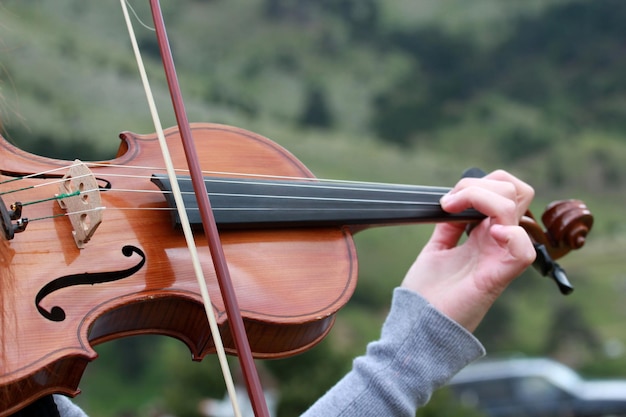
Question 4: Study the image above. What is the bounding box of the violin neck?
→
[151,175,482,229]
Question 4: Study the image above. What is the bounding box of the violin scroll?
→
[521,199,593,260]
[521,199,594,295]
[542,199,593,255]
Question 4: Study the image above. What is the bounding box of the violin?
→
[0,122,593,415]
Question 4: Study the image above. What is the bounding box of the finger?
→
[483,170,535,215]
[451,177,517,199]
[441,186,519,226]
[447,171,534,219]
[423,222,466,251]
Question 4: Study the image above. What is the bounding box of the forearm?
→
[302,288,485,417]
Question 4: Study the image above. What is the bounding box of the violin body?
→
[0,123,358,415]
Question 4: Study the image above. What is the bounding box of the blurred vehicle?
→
[447,357,626,417]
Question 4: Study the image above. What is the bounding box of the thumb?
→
[490,224,536,266]
[424,222,467,251]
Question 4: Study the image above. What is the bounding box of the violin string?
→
[1,171,450,205]
[1,159,454,201]
[0,162,82,183]
[0,158,452,212]
[20,196,451,230]
[1,182,449,214]
[25,207,106,223]
[0,161,83,187]
[0,162,451,214]
[1,178,451,211]
[107,187,445,205]
[19,190,80,206]
[83,160,453,192]
[0,172,91,196]
[5,182,447,227]
[191,176,450,195]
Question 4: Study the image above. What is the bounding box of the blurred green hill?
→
[1,0,626,416]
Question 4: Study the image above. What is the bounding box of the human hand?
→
[400,170,536,332]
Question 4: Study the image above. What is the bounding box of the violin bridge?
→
[57,159,103,249]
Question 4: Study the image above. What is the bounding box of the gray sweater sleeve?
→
[53,288,484,417]
[53,395,88,417]
[301,287,486,417]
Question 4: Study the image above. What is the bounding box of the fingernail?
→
[440,192,453,205]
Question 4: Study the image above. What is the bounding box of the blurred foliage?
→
[2,0,626,416]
